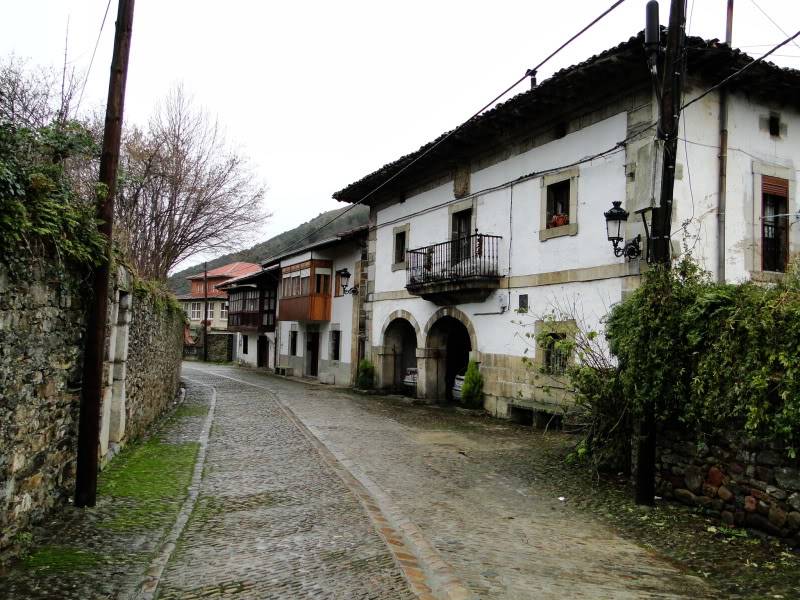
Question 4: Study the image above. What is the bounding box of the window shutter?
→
[762,175,788,197]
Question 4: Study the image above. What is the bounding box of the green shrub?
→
[356,359,375,389]
[566,365,631,472]
[605,257,800,458]
[460,361,484,408]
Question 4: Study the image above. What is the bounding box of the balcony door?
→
[452,208,472,266]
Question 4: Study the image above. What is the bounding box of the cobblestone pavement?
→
[162,368,416,600]
[186,363,713,600]
[0,383,209,600]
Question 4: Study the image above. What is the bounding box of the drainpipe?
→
[717,0,733,283]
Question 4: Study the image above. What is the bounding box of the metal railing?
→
[406,233,501,286]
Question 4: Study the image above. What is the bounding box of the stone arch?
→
[422,307,477,351]
[380,309,421,346]
[419,308,478,402]
[377,310,421,391]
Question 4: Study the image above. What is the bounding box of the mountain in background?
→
[167,205,369,295]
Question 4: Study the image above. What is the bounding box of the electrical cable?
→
[75,0,112,112]
[274,0,630,257]
[374,140,635,233]
[747,0,800,53]
[681,29,800,113]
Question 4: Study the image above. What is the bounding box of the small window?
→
[242,334,249,355]
[221,302,228,320]
[394,230,406,265]
[330,330,341,361]
[290,331,298,356]
[190,302,202,320]
[762,176,790,272]
[769,114,781,138]
[543,333,569,375]
[518,294,529,313]
[301,276,309,296]
[546,180,570,229]
[315,274,330,295]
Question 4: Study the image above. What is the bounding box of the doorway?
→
[426,316,471,401]
[383,318,417,391]
[257,336,269,368]
[306,331,320,377]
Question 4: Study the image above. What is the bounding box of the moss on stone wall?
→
[0,258,185,564]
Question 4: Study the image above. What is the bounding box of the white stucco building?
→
[333,33,800,419]
[272,227,367,384]
[222,227,368,384]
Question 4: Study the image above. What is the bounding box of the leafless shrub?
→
[0,56,80,127]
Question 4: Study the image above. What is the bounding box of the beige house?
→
[177,262,260,332]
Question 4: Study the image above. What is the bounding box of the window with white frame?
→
[221,302,228,320]
[190,302,202,320]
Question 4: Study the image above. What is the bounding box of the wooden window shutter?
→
[762,175,788,197]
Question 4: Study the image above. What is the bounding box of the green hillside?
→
[167,205,369,295]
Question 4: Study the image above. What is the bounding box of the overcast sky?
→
[3,1,799,271]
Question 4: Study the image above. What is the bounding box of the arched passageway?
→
[383,318,418,390]
[426,316,471,401]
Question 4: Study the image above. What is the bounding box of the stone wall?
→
[0,257,184,562]
[656,429,800,543]
[184,331,232,362]
[123,288,185,441]
[0,258,86,558]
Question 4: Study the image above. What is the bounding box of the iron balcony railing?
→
[406,233,502,287]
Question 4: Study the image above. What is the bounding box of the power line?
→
[747,0,800,53]
[681,29,800,112]
[75,0,112,112]
[374,132,648,233]
[275,0,629,257]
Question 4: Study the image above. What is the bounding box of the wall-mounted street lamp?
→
[604,201,642,260]
[336,268,359,295]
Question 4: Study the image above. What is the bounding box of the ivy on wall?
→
[0,122,105,268]
[606,259,800,459]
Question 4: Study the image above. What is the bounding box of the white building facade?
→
[334,34,800,419]
[274,229,367,385]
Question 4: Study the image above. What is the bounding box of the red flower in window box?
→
[549,213,569,228]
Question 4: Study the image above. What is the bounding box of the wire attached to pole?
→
[276,0,630,257]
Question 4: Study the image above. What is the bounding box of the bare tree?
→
[0,56,80,127]
[115,86,267,280]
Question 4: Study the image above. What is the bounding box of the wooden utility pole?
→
[203,262,209,362]
[650,0,686,265]
[636,0,687,506]
[75,0,135,508]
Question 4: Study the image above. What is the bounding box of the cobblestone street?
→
[180,364,709,600]
[0,362,714,599]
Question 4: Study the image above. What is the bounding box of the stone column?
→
[416,347,442,401]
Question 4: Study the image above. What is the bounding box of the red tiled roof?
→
[186,262,260,281]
